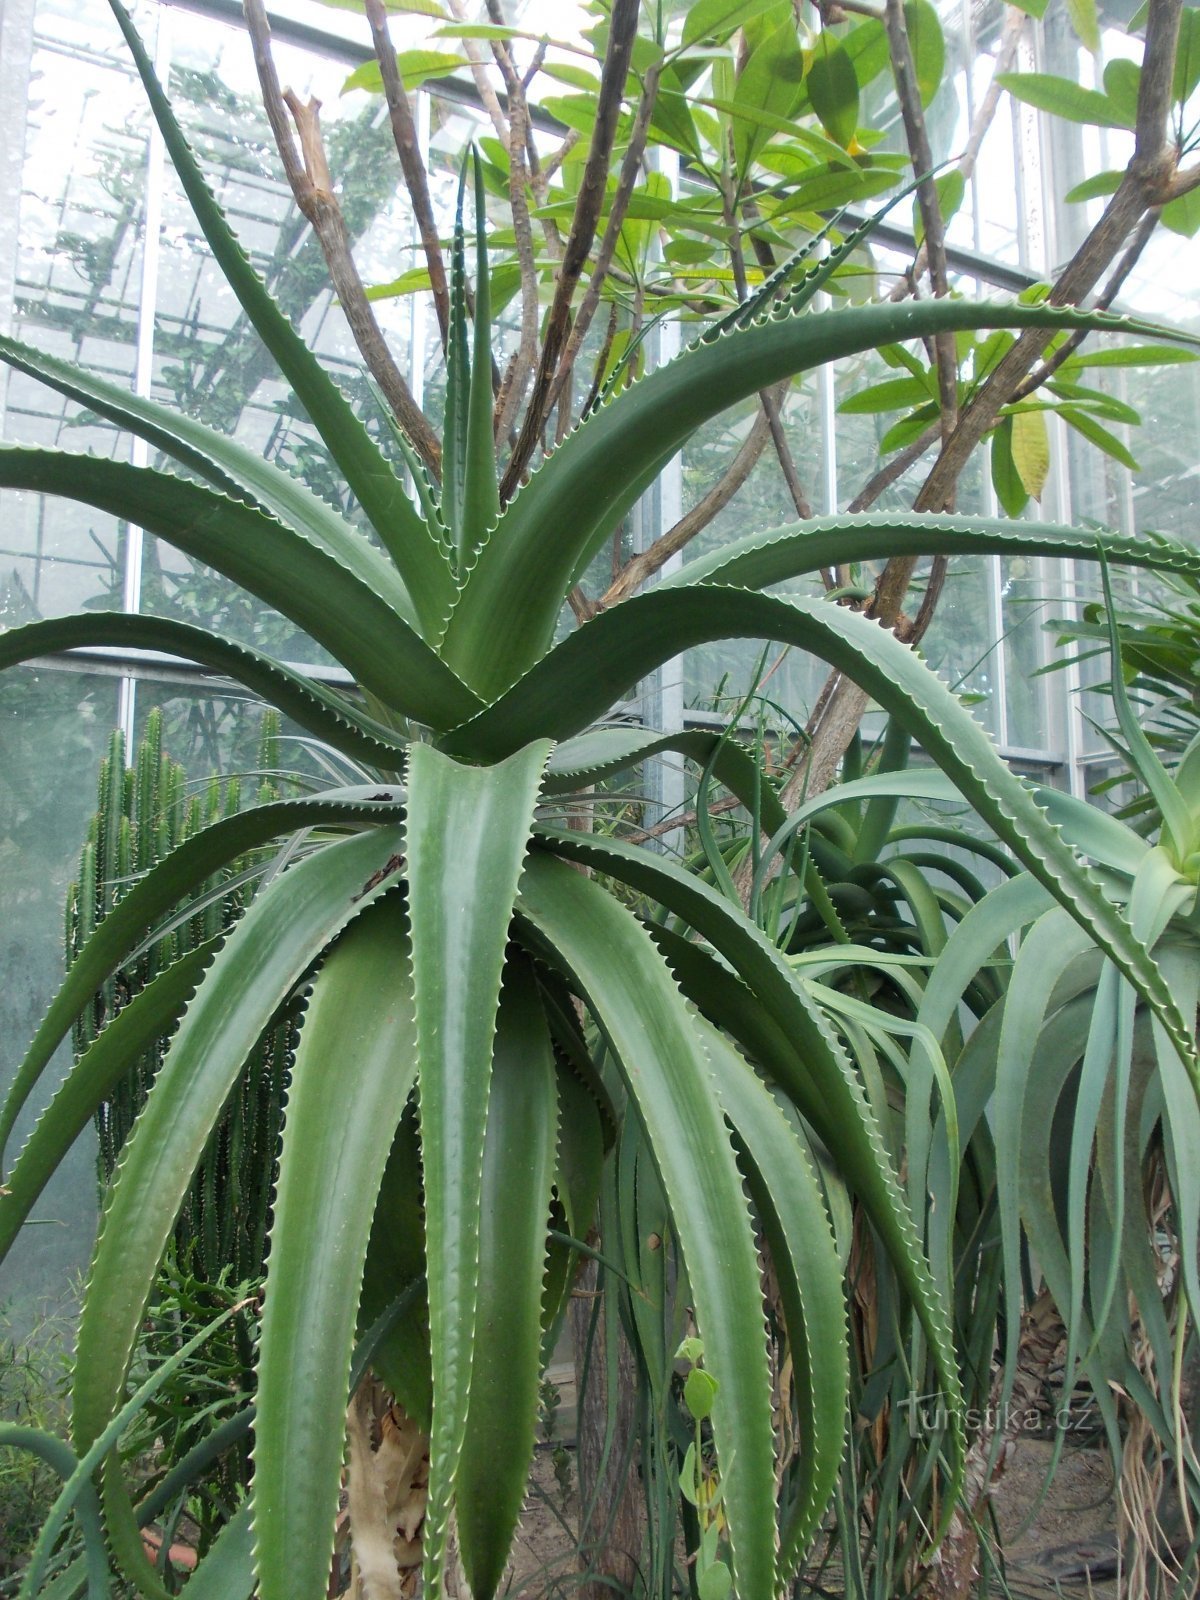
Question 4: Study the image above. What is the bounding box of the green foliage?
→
[2,4,1200,1597]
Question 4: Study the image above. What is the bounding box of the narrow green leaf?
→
[997,71,1133,128]
[904,0,945,108]
[1174,6,1200,104]
[455,960,558,1598]
[107,0,455,629]
[1067,0,1100,54]
[463,150,501,563]
[701,1022,847,1581]
[1102,58,1140,125]
[0,332,420,631]
[253,898,419,1600]
[0,941,218,1264]
[405,740,551,1598]
[516,855,779,1600]
[838,375,933,414]
[0,449,480,728]
[1064,169,1124,203]
[0,612,410,768]
[1059,405,1139,470]
[991,417,1029,516]
[453,587,1198,1085]
[807,31,859,149]
[732,21,808,176]
[681,0,784,47]
[659,511,1200,595]
[341,49,465,95]
[442,297,1196,698]
[0,794,405,1170]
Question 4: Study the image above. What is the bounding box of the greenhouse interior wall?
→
[1,0,1198,1339]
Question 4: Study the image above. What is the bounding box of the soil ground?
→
[504,1367,1140,1598]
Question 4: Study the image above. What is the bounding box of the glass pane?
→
[0,665,120,1338]
[0,0,157,624]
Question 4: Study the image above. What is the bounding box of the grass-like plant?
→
[3,3,1200,1595]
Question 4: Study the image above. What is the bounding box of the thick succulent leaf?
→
[448,586,1198,1082]
[253,897,419,1600]
[442,152,500,567]
[443,299,1198,695]
[70,827,407,1589]
[578,837,966,1521]
[0,330,421,631]
[913,874,1050,1277]
[666,511,1200,594]
[0,613,411,769]
[544,725,786,832]
[0,1430,109,1600]
[404,740,551,1598]
[177,1507,255,1600]
[107,0,455,631]
[358,1108,433,1428]
[0,449,479,727]
[700,1020,848,1583]
[455,959,558,1599]
[515,853,779,1600]
[0,940,217,1264]
[0,794,405,1165]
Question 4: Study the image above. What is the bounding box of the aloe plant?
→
[3,3,1200,1595]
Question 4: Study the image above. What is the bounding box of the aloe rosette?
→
[3,3,1200,1595]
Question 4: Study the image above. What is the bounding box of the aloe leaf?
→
[0,794,405,1166]
[448,585,1198,1082]
[0,613,411,769]
[106,0,454,630]
[69,826,407,1590]
[0,448,480,727]
[700,1020,848,1582]
[1097,558,1193,860]
[544,725,786,830]
[0,1429,109,1600]
[664,511,1200,594]
[253,897,419,1600]
[442,298,1198,695]
[0,331,420,631]
[0,940,218,1264]
[464,151,500,562]
[442,163,471,557]
[516,853,779,1600]
[26,1298,245,1600]
[404,740,551,1598]
[455,959,558,1599]
[176,1506,255,1600]
[535,831,967,1532]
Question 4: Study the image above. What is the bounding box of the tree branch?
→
[883,0,958,454]
[502,0,641,497]
[600,402,776,606]
[363,0,450,350]
[542,61,662,425]
[242,0,441,475]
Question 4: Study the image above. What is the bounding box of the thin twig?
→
[242,0,441,474]
[600,402,777,606]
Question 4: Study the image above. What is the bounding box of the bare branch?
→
[363,0,450,349]
[447,0,510,144]
[502,0,641,497]
[892,5,1027,298]
[1011,209,1160,401]
[242,0,441,475]
[883,0,958,456]
[542,62,663,423]
[601,403,776,606]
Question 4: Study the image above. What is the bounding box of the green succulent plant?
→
[4,3,1200,1596]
